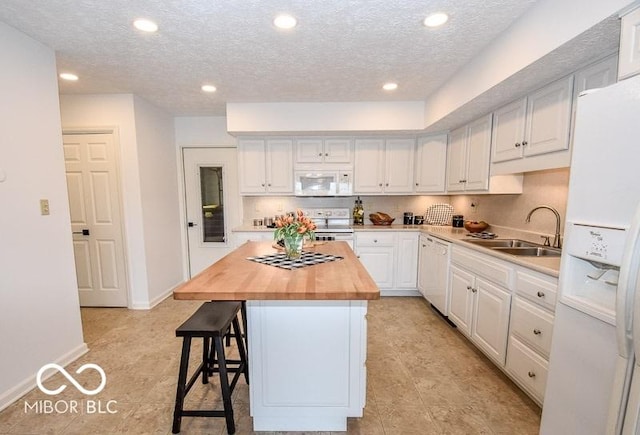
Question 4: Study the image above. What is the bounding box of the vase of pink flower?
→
[274,210,317,259]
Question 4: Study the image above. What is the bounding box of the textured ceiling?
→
[0,0,539,116]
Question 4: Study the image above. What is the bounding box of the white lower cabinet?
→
[233,231,272,247]
[355,231,418,294]
[506,269,558,405]
[449,262,511,365]
[448,245,558,404]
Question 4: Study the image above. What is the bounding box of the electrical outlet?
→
[277,203,283,212]
[470,199,478,214]
[40,199,50,215]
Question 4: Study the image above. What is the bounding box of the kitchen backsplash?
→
[241,168,570,236]
[450,168,570,236]
[242,195,451,224]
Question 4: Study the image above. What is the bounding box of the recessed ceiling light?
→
[133,19,158,33]
[424,12,448,27]
[274,14,297,29]
[383,83,398,91]
[201,85,217,93]
[59,73,79,81]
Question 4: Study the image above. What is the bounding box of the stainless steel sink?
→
[463,239,540,248]
[491,247,562,257]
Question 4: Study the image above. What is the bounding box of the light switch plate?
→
[40,199,50,215]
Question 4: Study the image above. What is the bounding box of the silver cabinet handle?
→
[466,285,472,290]
[373,239,378,243]
[515,142,521,147]
[471,288,477,293]
[379,183,383,187]
[422,244,426,248]
[268,183,271,186]
[537,291,545,298]
[325,153,328,156]
[533,329,541,335]
[416,182,419,186]
[528,371,536,378]
[318,153,323,156]
[522,141,528,146]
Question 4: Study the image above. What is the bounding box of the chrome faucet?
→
[525,205,562,249]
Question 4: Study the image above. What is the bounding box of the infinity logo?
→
[36,363,106,396]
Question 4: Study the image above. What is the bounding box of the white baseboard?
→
[130,280,184,310]
[0,342,89,412]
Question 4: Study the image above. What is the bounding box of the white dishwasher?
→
[418,234,451,316]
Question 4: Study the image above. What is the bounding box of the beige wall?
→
[450,168,570,236]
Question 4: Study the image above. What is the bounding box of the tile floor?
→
[0,297,540,434]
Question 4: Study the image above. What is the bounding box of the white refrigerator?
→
[540,74,640,434]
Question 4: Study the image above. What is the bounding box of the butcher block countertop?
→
[173,241,380,301]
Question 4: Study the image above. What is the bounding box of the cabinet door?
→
[491,98,526,163]
[385,139,415,193]
[415,134,447,193]
[471,277,511,366]
[357,246,394,289]
[448,264,474,336]
[295,139,324,163]
[395,233,418,289]
[238,139,267,194]
[574,55,617,94]
[619,6,640,80]
[324,139,353,164]
[354,139,385,193]
[524,75,574,157]
[465,114,492,191]
[445,126,468,192]
[417,236,430,296]
[265,139,293,193]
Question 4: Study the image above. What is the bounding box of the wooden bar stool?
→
[172,301,249,434]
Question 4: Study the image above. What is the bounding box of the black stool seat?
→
[172,301,249,435]
[176,301,240,338]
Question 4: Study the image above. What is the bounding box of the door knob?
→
[188,222,197,227]
[72,229,90,236]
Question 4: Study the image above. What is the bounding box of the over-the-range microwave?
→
[294,170,353,196]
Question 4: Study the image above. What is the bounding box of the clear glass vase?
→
[283,234,303,260]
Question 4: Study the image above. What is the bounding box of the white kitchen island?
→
[173,241,379,431]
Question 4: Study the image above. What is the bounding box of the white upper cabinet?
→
[385,139,415,193]
[524,75,574,157]
[491,76,573,164]
[295,138,352,165]
[574,54,618,94]
[446,114,492,192]
[491,98,527,163]
[619,6,640,81]
[414,134,447,193]
[238,138,293,194]
[354,138,414,194]
[465,115,492,191]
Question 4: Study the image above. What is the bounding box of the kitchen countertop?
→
[232,224,561,277]
[173,241,380,301]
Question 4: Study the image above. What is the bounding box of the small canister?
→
[253,218,263,227]
[452,215,464,228]
[403,212,414,225]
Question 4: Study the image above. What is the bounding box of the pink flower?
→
[297,225,308,234]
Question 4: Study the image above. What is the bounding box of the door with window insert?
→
[183,148,241,276]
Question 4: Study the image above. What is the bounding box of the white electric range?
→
[300,208,354,248]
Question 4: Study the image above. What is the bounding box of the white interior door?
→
[63,133,128,307]
[183,148,241,277]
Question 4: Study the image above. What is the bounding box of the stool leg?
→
[202,337,210,384]
[214,336,236,435]
[232,317,249,385]
[172,336,192,434]
[241,301,248,353]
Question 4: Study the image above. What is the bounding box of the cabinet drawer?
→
[356,232,395,247]
[506,336,548,404]
[452,246,511,288]
[516,270,558,311]
[510,297,555,358]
